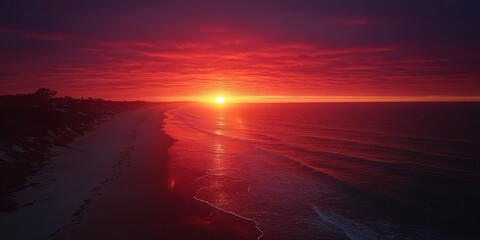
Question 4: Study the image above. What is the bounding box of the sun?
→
[216,96,225,104]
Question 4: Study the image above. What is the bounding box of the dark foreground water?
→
[164,103,480,240]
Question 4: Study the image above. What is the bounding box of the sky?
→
[0,0,479,102]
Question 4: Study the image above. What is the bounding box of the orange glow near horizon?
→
[166,94,480,103]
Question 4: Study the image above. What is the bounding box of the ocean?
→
[164,103,480,239]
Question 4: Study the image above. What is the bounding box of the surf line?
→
[193,187,265,240]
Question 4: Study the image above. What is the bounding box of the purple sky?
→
[1,0,479,101]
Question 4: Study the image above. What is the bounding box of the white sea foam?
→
[312,205,380,240]
[193,186,265,240]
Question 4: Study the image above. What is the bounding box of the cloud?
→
[0,0,479,101]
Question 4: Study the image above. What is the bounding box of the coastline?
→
[54,103,260,240]
[1,103,260,239]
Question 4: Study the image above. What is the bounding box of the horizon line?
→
[3,92,480,103]
[161,95,480,103]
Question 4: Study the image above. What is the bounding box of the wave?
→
[193,186,265,240]
[312,205,381,240]
[312,204,444,240]
[165,103,480,239]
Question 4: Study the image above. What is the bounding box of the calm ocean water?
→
[164,103,480,240]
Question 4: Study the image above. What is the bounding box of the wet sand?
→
[0,104,259,240]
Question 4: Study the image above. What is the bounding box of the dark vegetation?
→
[0,89,148,211]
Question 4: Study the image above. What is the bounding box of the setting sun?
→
[216,96,225,104]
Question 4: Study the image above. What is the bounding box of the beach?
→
[0,103,260,240]
[2,1,479,239]
[1,102,479,240]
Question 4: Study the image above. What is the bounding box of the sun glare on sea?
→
[216,96,225,104]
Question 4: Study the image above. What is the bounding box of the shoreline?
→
[54,103,260,240]
[163,106,264,240]
[0,103,259,239]
[192,192,265,240]
[163,106,265,239]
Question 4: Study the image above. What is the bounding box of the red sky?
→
[0,1,479,102]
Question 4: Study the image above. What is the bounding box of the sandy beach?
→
[0,104,259,240]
